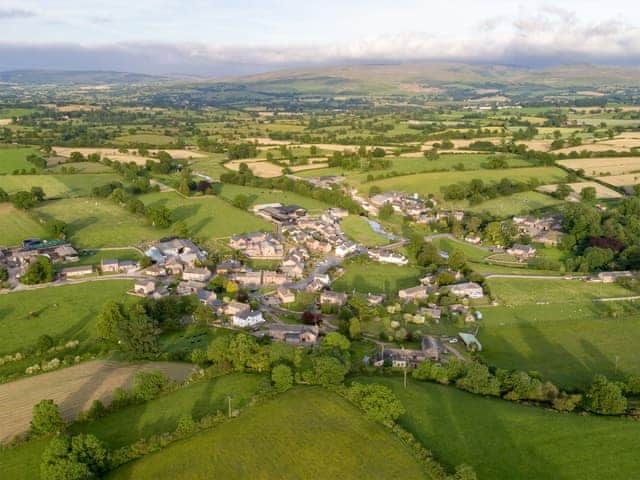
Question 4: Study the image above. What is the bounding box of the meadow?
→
[0,173,121,198]
[332,259,423,294]
[478,278,639,387]
[217,183,331,211]
[108,387,426,480]
[340,215,390,246]
[0,203,47,246]
[365,377,640,479]
[0,147,39,174]
[0,280,133,355]
[464,191,562,216]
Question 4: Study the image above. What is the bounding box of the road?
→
[1,272,144,295]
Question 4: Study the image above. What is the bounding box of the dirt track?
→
[0,360,194,442]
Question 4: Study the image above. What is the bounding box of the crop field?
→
[225,159,283,177]
[364,167,566,201]
[108,387,426,480]
[365,377,640,479]
[478,278,638,387]
[0,147,39,173]
[0,203,47,246]
[340,215,390,246]
[597,173,640,188]
[52,147,206,165]
[557,156,640,176]
[217,184,331,210]
[0,173,121,198]
[36,198,166,247]
[0,360,194,442]
[554,136,640,154]
[332,260,422,294]
[0,280,133,356]
[537,181,622,199]
[140,191,272,239]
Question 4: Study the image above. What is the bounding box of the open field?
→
[108,387,426,480]
[464,191,563,216]
[365,167,566,201]
[365,377,640,479]
[332,260,422,294]
[0,280,133,355]
[47,161,115,174]
[0,360,194,442]
[217,184,331,210]
[557,156,640,176]
[0,173,122,198]
[140,191,272,239]
[340,215,390,246]
[537,181,622,199]
[113,134,175,146]
[225,159,283,177]
[554,135,640,154]
[597,173,640,188]
[0,147,39,173]
[52,147,206,165]
[478,278,639,387]
[36,198,166,247]
[0,203,47,246]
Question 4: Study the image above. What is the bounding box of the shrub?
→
[271,364,293,393]
[132,370,171,401]
[30,399,65,436]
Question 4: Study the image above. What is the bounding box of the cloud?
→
[0,7,640,76]
[0,8,36,19]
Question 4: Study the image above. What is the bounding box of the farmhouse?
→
[146,238,206,266]
[276,287,296,304]
[320,290,348,306]
[507,243,537,259]
[232,310,264,328]
[449,282,484,299]
[61,265,94,278]
[254,203,307,224]
[368,250,408,266]
[421,336,447,361]
[398,285,429,301]
[54,245,79,262]
[100,259,120,273]
[182,267,212,283]
[262,324,319,346]
[134,280,156,296]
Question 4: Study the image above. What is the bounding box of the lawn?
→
[341,215,390,246]
[0,146,39,174]
[478,278,639,387]
[0,280,133,355]
[217,183,331,211]
[0,173,121,198]
[140,191,272,239]
[363,377,640,480]
[332,259,423,295]
[36,198,166,248]
[108,387,426,480]
[0,203,47,246]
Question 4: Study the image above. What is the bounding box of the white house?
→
[232,310,264,328]
[398,285,429,301]
[449,282,484,299]
[182,267,212,283]
[335,242,358,257]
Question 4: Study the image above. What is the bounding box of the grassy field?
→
[217,183,331,211]
[341,215,390,246]
[140,191,272,239]
[0,174,121,198]
[36,198,165,248]
[332,259,422,294]
[478,278,639,387]
[0,203,47,246]
[0,147,39,174]
[465,191,563,216]
[47,161,115,174]
[114,134,175,145]
[364,377,640,480]
[108,387,426,480]
[0,280,133,355]
[59,248,142,269]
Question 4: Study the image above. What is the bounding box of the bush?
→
[30,399,65,436]
[271,364,293,393]
[41,434,109,480]
[132,370,172,401]
[346,383,405,424]
[584,374,627,415]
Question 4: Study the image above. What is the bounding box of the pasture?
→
[365,377,640,480]
[108,387,426,480]
[0,203,47,246]
[464,191,563,216]
[0,173,122,198]
[478,278,639,387]
[0,360,194,443]
[557,156,640,176]
[0,280,133,356]
[537,181,622,199]
[225,159,283,177]
[340,215,390,246]
[332,260,422,294]
[217,184,331,210]
[0,147,39,174]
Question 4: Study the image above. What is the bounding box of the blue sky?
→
[1,0,640,75]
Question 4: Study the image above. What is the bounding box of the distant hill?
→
[0,69,171,86]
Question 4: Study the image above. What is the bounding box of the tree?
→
[31,399,65,436]
[584,374,627,415]
[347,383,405,423]
[41,434,108,480]
[456,362,500,396]
[378,202,394,220]
[132,370,170,401]
[46,220,68,239]
[271,364,293,392]
[36,334,55,353]
[11,190,37,209]
[321,332,351,353]
[554,183,573,200]
[581,186,597,202]
[448,249,466,270]
[146,205,173,228]
[232,194,251,210]
[96,301,127,342]
[307,355,347,386]
[369,185,382,196]
[348,318,362,340]
[21,256,54,285]
[115,304,159,358]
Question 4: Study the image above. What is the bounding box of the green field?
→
[60,248,142,268]
[114,134,175,145]
[36,198,166,248]
[0,373,264,480]
[479,278,639,387]
[0,203,47,246]
[47,161,115,174]
[366,167,566,204]
[332,260,422,294]
[0,280,133,355]
[141,191,272,239]
[340,215,390,246]
[108,387,426,480]
[465,191,563,217]
[0,174,121,198]
[365,377,640,480]
[0,147,39,174]
[217,183,331,211]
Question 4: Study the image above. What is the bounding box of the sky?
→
[1,0,640,76]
